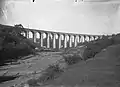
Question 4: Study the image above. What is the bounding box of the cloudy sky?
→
[0,0,120,35]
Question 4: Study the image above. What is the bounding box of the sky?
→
[0,0,120,35]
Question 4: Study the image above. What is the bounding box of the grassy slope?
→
[44,44,120,87]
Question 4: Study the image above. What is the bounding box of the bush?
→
[63,54,82,65]
[46,64,64,73]
[83,46,101,60]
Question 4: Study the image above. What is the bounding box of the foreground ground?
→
[0,44,120,87]
[45,44,120,87]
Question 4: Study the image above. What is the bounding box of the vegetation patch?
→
[63,54,82,65]
[25,63,64,86]
[0,24,38,66]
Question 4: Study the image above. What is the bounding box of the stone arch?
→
[45,32,51,48]
[88,36,91,42]
[38,32,44,47]
[51,33,57,48]
[29,30,37,43]
[60,34,64,48]
[95,36,98,40]
[90,36,94,41]
[93,36,96,40]
[48,33,53,48]
[55,33,60,48]
[42,32,47,47]
[70,35,75,47]
[27,30,33,39]
[85,36,90,42]
[35,31,40,43]
[83,35,86,42]
[76,35,80,43]
[74,35,79,47]
[78,35,81,43]
[80,35,84,43]
[71,35,74,42]
[49,33,53,39]
[55,34,58,39]
[66,34,70,48]
[63,34,68,48]
[57,34,62,49]
[68,35,72,47]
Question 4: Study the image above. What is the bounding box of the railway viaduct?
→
[0,24,105,49]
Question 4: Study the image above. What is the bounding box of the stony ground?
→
[0,52,63,87]
[0,44,120,87]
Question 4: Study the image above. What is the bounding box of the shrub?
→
[46,64,64,73]
[83,47,100,60]
[63,54,82,65]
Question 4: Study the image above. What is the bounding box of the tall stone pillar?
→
[79,36,81,43]
[83,36,85,42]
[73,35,75,47]
[86,36,88,42]
[24,31,27,37]
[69,35,72,47]
[40,32,43,47]
[90,36,92,41]
[67,35,70,48]
[88,36,90,42]
[26,31,29,39]
[46,33,50,48]
[37,32,41,44]
[74,35,77,47]
[81,36,84,43]
[33,31,37,43]
[100,36,103,39]
[53,33,56,48]
[85,36,87,42]
[58,34,61,49]
[64,34,67,48]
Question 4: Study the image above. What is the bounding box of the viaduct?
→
[0,24,105,49]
